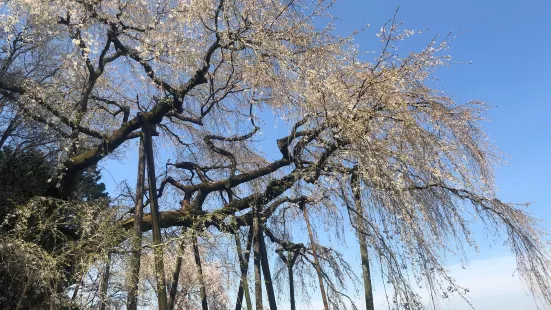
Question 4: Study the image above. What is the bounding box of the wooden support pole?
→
[168,228,187,310]
[253,211,263,310]
[351,172,374,310]
[193,234,209,310]
[127,134,146,310]
[259,224,277,310]
[235,227,254,310]
[139,114,168,310]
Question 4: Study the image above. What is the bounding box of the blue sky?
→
[101,1,551,309]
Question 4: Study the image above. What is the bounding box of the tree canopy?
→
[0,0,550,309]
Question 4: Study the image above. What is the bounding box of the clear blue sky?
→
[101,1,551,308]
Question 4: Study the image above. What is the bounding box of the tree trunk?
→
[99,253,112,310]
[141,115,168,310]
[235,227,254,310]
[302,205,329,310]
[253,211,263,310]
[287,250,300,310]
[259,225,277,310]
[192,234,209,310]
[352,173,375,310]
[287,262,295,310]
[357,230,374,310]
[278,249,300,310]
[127,135,146,310]
[168,229,187,310]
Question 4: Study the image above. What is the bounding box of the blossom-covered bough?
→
[1,0,550,309]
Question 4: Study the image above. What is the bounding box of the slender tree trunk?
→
[277,250,298,310]
[127,135,146,310]
[192,234,209,310]
[253,211,263,310]
[287,250,299,310]
[287,261,296,310]
[140,115,168,310]
[258,225,277,310]
[352,173,375,310]
[235,227,254,310]
[99,253,112,310]
[302,205,329,310]
[168,229,187,310]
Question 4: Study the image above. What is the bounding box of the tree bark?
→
[127,135,146,310]
[259,225,277,310]
[302,205,329,310]
[192,234,209,310]
[99,253,112,310]
[141,115,168,310]
[235,227,254,310]
[351,173,375,310]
